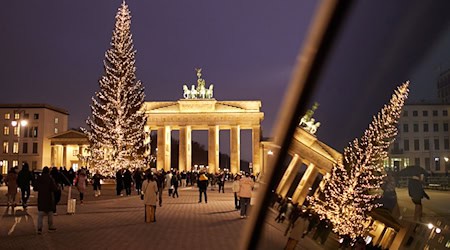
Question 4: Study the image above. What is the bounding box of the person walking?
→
[232,174,241,210]
[171,172,179,198]
[76,170,87,204]
[156,170,165,207]
[92,170,102,197]
[408,174,430,222]
[238,172,255,218]
[218,172,225,193]
[17,162,33,208]
[34,167,58,234]
[284,211,310,250]
[197,171,209,203]
[5,167,18,207]
[142,173,158,223]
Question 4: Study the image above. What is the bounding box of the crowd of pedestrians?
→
[2,162,260,233]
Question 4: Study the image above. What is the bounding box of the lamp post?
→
[11,119,28,168]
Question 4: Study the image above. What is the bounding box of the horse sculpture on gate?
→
[182,68,214,99]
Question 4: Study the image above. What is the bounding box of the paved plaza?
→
[1,182,449,250]
[0,183,329,250]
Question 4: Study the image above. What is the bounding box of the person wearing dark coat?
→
[35,167,58,234]
[116,169,124,196]
[171,173,179,198]
[123,169,133,196]
[197,172,209,203]
[408,174,430,222]
[50,167,62,214]
[134,168,144,195]
[92,170,102,197]
[17,162,34,208]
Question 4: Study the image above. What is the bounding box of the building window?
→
[435,158,441,171]
[444,123,449,132]
[4,113,10,120]
[13,142,19,154]
[422,110,428,116]
[433,123,439,132]
[23,127,28,138]
[413,110,418,117]
[2,141,8,153]
[14,113,20,119]
[12,160,18,168]
[3,126,9,135]
[32,127,38,137]
[414,139,420,151]
[1,160,8,174]
[413,124,419,132]
[22,142,28,154]
[414,158,420,166]
[403,110,408,117]
[34,113,39,120]
[55,117,59,124]
[444,110,448,116]
[425,157,430,170]
[434,139,440,150]
[13,126,19,136]
[424,139,430,150]
[32,142,38,154]
[54,128,58,134]
[423,123,429,132]
[403,124,409,133]
[433,110,438,116]
[444,138,449,150]
[404,139,410,151]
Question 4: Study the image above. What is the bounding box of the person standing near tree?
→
[116,169,124,196]
[133,168,143,195]
[123,168,133,196]
[76,170,87,204]
[17,162,33,208]
[408,174,430,222]
[92,170,102,197]
[238,172,255,218]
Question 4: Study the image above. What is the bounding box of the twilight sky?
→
[1,1,450,161]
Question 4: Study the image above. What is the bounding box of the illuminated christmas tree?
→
[82,1,146,176]
[309,82,409,240]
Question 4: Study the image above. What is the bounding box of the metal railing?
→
[397,176,450,190]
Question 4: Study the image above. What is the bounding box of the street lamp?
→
[11,119,28,168]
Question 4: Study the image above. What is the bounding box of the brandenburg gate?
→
[143,69,264,174]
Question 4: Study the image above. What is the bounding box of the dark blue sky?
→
[1,1,450,161]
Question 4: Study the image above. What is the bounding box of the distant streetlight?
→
[11,118,28,168]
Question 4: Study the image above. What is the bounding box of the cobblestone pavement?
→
[0,183,327,250]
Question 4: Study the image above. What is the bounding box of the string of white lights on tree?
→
[82,1,146,176]
[309,82,409,241]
